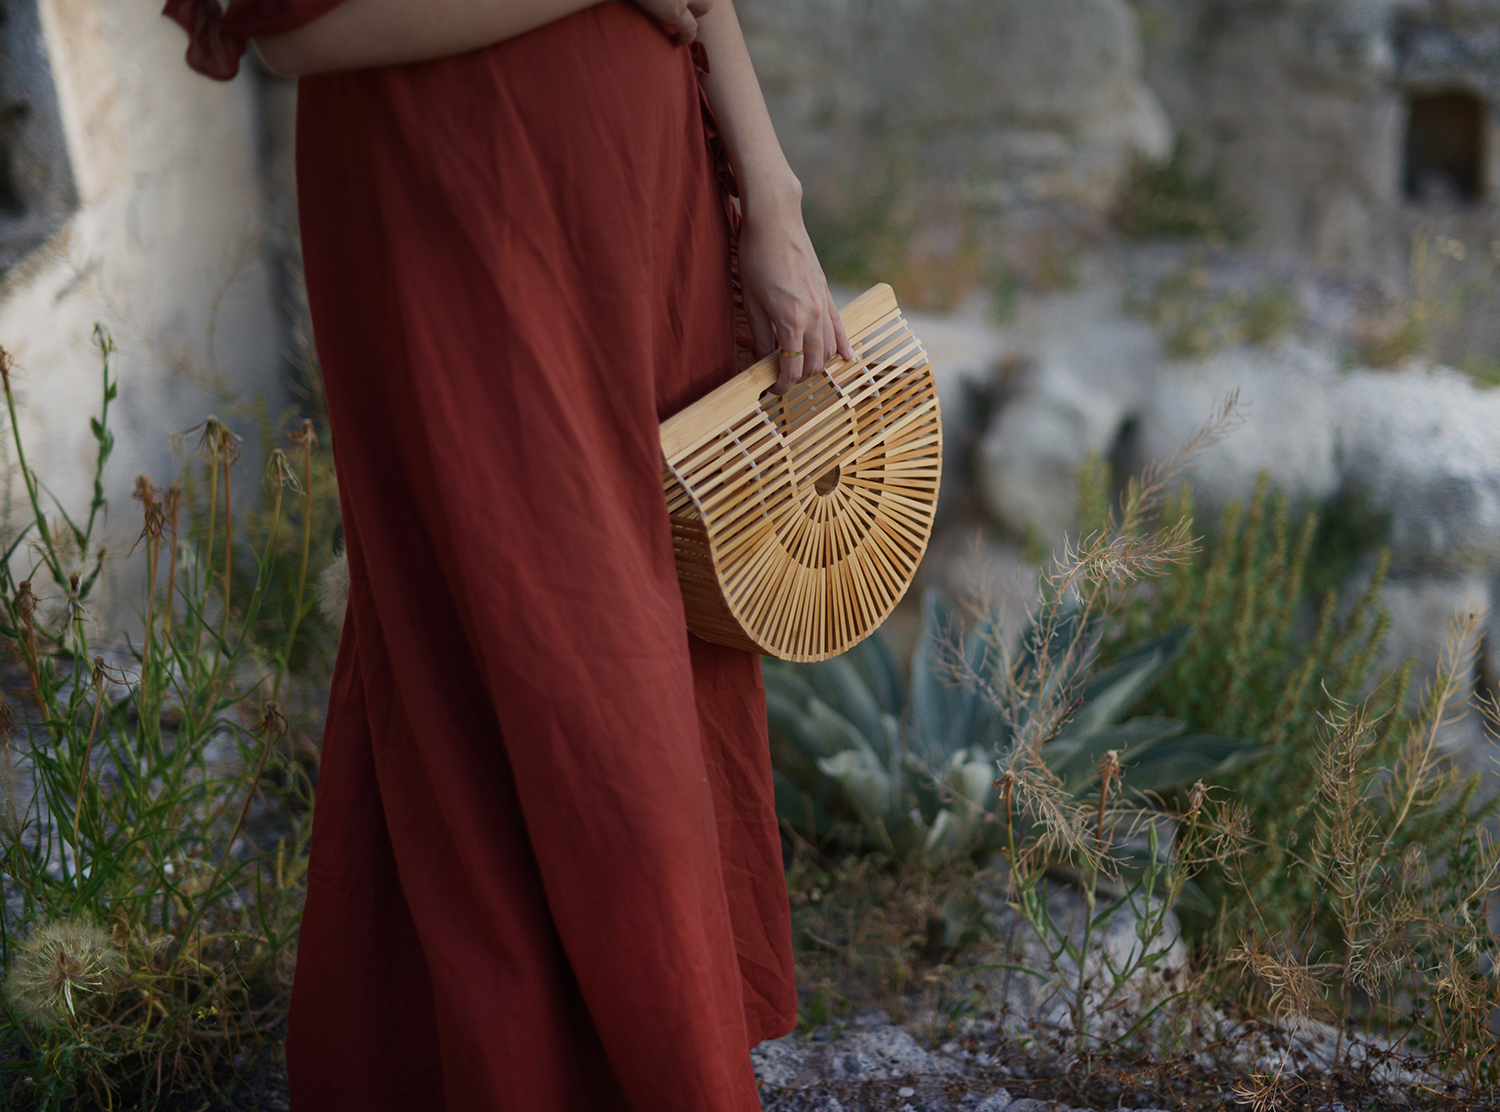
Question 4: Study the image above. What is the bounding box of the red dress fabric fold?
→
[166,3,798,1109]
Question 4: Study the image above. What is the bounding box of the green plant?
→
[766,591,1257,873]
[1102,470,1493,963]
[0,334,319,1107]
[769,399,1258,878]
[1352,233,1473,368]
[983,767,1219,1051]
[1111,142,1250,246]
[1303,486,1392,604]
[1225,620,1500,1095]
[1137,265,1300,359]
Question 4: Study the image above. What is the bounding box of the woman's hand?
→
[633,0,713,44]
[737,181,855,395]
[692,0,853,394]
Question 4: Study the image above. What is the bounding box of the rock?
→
[1123,338,1343,518]
[752,1033,813,1089]
[1005,1100,1069,1112]
[977,359,1128,547]
[1370,574,1489,697]
[903,298,1017,522]
[1334,366,1500,579]
[974,1091,1014,1112]
[974,283,1161,546]
[825,1024,952,1080]
[968,274,1500,743]
[756,1022,960,1094]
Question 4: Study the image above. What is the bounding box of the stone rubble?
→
[752,1017,1177,1112]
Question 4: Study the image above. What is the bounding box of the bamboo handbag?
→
[660,283,941,662]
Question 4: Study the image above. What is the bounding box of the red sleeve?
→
[163,0,350,80]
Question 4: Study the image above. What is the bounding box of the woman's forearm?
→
[255,0,601,76]
[693,0,801,219]
[695,0,851,390]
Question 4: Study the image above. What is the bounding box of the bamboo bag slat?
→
[660,284,942,662]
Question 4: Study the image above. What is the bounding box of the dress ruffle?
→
[163,0,350,80]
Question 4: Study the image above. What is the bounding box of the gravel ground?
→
[127,1010,1487,1112]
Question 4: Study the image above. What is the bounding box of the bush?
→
[1111,142,1250,246]
[1099,469,1494,970]
[767,591,1256,873]
[0,333,328,1107]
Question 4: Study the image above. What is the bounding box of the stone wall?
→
[738,0,1173,279]
[0,0,286,563]
[1136,0,1500,288]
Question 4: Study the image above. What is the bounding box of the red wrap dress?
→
[166,4,797,1109]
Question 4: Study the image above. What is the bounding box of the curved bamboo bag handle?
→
[661,284,942,662]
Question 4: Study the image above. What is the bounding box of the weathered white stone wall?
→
[1136,0,1500,287]
[0,0,284,557]
[738,0,1172,237]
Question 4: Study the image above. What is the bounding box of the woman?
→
[165,1,848,1109]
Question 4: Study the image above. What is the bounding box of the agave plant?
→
[765,589,1262,869]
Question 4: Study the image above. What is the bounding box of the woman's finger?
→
[669,9,700,43]
[639,0,701,42]
[829,291,855,363]
[774,340,804,395]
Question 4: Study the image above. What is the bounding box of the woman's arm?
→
[255,0,709,77]
[258,0,843,390]
[695,0,853,393]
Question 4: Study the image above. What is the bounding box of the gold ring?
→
[780,348,804,358]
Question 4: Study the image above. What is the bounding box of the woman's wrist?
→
[738,167,802,221]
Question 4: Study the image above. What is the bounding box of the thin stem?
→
[163,485,181,643]
[1,369,62,588]
[195,456,219,660]
[166,704,283,978]
[219,450,233,642]
[141,519,160,689]
[15,585,49,724]
[72,662,106,877]
[278,433,314,695]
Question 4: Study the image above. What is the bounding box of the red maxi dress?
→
[166,4,798,1109]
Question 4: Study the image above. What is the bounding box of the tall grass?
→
[0,334,325,1109]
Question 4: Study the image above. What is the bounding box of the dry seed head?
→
[174,415,243,464]
[1185,779,1207,823]
[1097,748,1122,786]
[128,476,165,553]
[4,919,122,1027]
[287,417,318,453]
[0,345,11,392]
[265,448,302,494]
[260,700,288,742]
[316,548,350,624]
[14,581,35,625]
[1229,941,1318,1019]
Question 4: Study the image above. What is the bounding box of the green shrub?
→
[0,333,323,1107]
[767,590,1257,874]
[1135,265,1301,359]
[1099,469,1493,959]
[1112,141,1250,245]
[769,401,1257,881]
